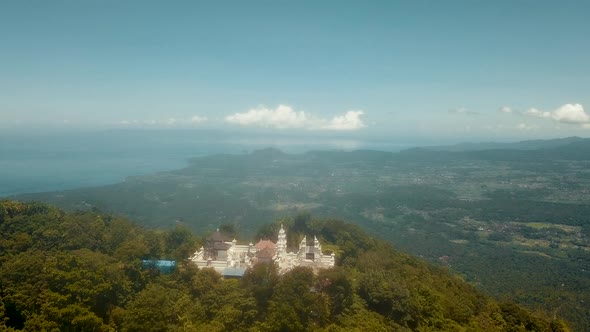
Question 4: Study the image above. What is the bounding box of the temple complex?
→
[189,225,335,276]
[273,224,335,274]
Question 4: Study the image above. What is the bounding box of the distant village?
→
[189,224,335,278]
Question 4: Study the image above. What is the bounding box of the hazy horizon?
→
[2,128,587,197]
[2,1,590,139]
[0,129,425,197]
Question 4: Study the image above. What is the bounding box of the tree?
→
[0,250,47,328]
[219,223,237,239]
[242,262,279,314]
[42,249,131,321]
[122,284,183,332]
[200,279,258,329]
[191,268,222,298]
[36,291,106,332]
[0,295,7,328]
[166,225,198,260]
[266,267,329,330]
[316,267,354,318]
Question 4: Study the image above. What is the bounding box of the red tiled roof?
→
[255,239,276,250]
[256,247,275,259]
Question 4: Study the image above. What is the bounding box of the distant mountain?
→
[249,147,288,158]
[422,136,588,152]
[399,137,590,162]
[465,139,590,161]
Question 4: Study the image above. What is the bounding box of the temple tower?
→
[276,224,287,256]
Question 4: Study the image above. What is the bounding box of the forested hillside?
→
[0,200,568,331]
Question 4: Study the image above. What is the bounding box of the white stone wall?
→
[190,225,335,275]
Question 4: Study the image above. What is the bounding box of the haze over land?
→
[0,129,424,197]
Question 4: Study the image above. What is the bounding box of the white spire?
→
[299,235,307,251]
[277,223,287,256]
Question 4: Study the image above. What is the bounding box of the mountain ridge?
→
[0,200,570,331]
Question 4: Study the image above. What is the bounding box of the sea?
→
[0,129,418,197]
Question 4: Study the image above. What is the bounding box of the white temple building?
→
[189,229,254,277]
[274,224,335,274]
[189,225,335,276]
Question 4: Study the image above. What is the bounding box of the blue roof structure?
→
[223,267,246,278]
[142,260,177,274]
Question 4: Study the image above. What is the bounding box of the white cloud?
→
[499,106,513,113]
[550,103,589,124]
[320,110,366,130]
[225,105,311,129]
[524,108,552,119]
[224,105,366,131]
[523,103,589,124]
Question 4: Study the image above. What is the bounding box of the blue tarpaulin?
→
[223,267,246,278]
[142,260,177,274]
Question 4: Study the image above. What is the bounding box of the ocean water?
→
[0,129,414,197]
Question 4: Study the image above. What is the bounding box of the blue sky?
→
[1,1,589,140]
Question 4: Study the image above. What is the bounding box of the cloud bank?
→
[225,105,366,131]
[524,108,552,119]
[524,104,589,123]
[548,104,589,123]
[503,103,589,126]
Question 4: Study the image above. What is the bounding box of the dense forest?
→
[0,200,569,331]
